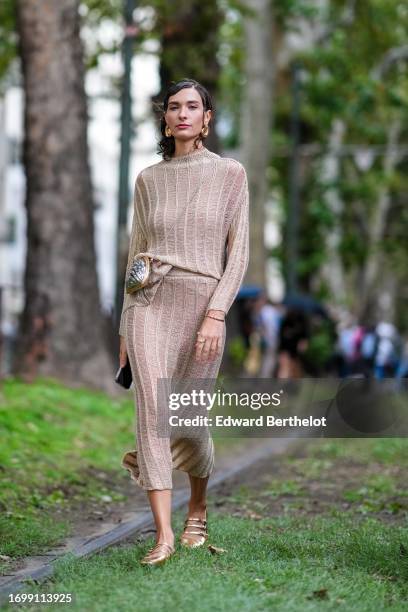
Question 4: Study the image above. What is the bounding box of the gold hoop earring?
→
[201,125,209,137]
[165,125,172,138]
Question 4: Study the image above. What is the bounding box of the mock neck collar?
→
[165,146,211,164]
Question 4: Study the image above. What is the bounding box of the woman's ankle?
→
[156,528,174,545]
[188,501,207,517]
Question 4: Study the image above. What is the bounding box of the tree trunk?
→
[240,0,275,288]
[357,118,402,321]
[14,0,115,393]
[320,118,348,302]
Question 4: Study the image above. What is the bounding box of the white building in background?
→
[0,84,27,344]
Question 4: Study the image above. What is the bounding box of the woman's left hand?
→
[195,314,225,363]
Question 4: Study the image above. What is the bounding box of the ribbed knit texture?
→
[121,267,225,490]
[119,146,249,337]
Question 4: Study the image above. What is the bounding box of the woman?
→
[118,79,249,566]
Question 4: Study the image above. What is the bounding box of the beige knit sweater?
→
[119,146,249,336]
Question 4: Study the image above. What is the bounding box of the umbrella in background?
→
[282,293,329,318]
[236,285,264,300]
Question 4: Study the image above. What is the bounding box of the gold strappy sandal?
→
[180,512,208,548]
[140,541,175,566]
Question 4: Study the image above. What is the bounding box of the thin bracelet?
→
[206,314,225,322]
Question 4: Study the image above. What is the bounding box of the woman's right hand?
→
[119,335,128,368]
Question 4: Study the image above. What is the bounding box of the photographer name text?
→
[168,415,327,428]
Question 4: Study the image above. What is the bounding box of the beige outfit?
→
[120,146,249,490]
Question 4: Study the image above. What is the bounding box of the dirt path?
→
[207,439,407,527]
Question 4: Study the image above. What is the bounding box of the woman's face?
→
[164,87,211,142]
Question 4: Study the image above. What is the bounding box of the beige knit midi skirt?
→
[121,263,226,490]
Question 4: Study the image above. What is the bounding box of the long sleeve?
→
[119,174,148,337]
[205,164,249,316]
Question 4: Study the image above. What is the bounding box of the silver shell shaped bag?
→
[125,254,152,294]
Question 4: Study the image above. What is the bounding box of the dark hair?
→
[155,79,215,161]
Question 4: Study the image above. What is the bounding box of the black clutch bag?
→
[115,357,133,389]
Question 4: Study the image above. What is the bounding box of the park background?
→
[0,1,407,610]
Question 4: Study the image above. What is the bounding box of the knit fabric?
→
[121,267,225,490]
[119,146,249,336]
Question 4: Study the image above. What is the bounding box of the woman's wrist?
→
[206,309,225,322]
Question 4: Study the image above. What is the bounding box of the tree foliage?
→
[3,0,408,326]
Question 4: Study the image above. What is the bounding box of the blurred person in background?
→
[360,323,378,376]
[374,321,400,379]
[252,291,282,377]
[277,307,310,378]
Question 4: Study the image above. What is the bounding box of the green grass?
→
[307,438,408,465]
[0,376,250,568]
[1,511,407,611]
[0,376,132,490]
[1,435,407,610]
[0,376,135,569]
[1,378,407,611]
[342,472,408,515]
[0,515,68,560]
